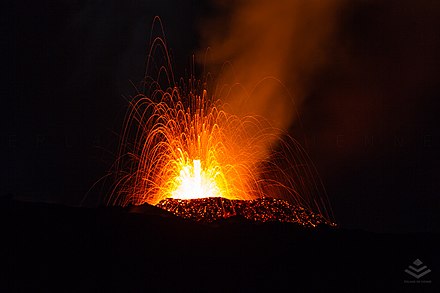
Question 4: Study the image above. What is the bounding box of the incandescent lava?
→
[156,197,335,227]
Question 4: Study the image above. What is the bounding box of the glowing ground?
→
[156,197,334,227]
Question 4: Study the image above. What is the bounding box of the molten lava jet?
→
[171,159,220,200]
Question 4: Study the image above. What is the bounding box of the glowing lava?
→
[104,18,335,225]
[109,87,264,206]
[108,73,334,223]
[171,159,221,200]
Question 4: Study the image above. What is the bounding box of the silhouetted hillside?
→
[5,198,438,291]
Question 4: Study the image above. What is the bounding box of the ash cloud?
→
[198,0,345,132]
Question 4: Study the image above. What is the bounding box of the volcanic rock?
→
[156,197,334,227]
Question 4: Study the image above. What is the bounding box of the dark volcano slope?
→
[5,198,439,292]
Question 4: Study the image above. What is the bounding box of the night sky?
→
[4,0,440,233]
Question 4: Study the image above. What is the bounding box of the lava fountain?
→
[107,18,334,226]
[111,86,272,206]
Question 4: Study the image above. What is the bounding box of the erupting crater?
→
[106,18,335,228]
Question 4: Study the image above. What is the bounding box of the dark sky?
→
[4,0,440,233]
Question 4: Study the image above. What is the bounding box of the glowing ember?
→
[156,197,335,227]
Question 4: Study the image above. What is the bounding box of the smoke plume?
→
[199,0,345,132]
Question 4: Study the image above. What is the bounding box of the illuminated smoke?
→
[199,0,344,133]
